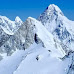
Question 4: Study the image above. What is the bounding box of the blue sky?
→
[0,0,74,21]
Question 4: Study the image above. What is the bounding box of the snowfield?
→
[0,43,73,74]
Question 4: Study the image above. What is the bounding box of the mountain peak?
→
[38,4,64,26]
[48,4,60,10]
[15,16,22,23]
[45,4,63,15]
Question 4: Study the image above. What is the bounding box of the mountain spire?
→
[46,4,63,15]
[15,16,22,23]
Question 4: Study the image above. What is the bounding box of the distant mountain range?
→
[0,4,74,74]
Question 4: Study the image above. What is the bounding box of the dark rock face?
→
[67,52,74,74]
[0,27,10,47]
[54,26,70,40]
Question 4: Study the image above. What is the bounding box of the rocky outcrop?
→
[67,52,74,74]
[0,27,10,47]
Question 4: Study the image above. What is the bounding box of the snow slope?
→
[14,50,74,74]
[0,50,26,74]
[0,43,37,74]
[0,43,73,74]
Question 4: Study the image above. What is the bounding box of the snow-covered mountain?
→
[0,44,74,74]
[0,15,23,47]
[38,4,74,52]
[0,15,23,35]
[0,16,23,58]
[0,4,74,74]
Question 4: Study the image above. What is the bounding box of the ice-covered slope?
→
[0,43,74,74]
[14,49,74,74]
[38,4,74,52]
[0,50,28,74]
[0,15,23,35]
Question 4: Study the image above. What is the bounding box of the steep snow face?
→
[0,15,23,35]
[24,17,66,58]
[0,43,73,74]
[13,51,74,74]
[38,4,74,52]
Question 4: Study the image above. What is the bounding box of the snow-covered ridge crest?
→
[15,16,22,24]
[38,4,64,33]
[0,15,23,35]
[25,17,66,58]
[47,4,63,15]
